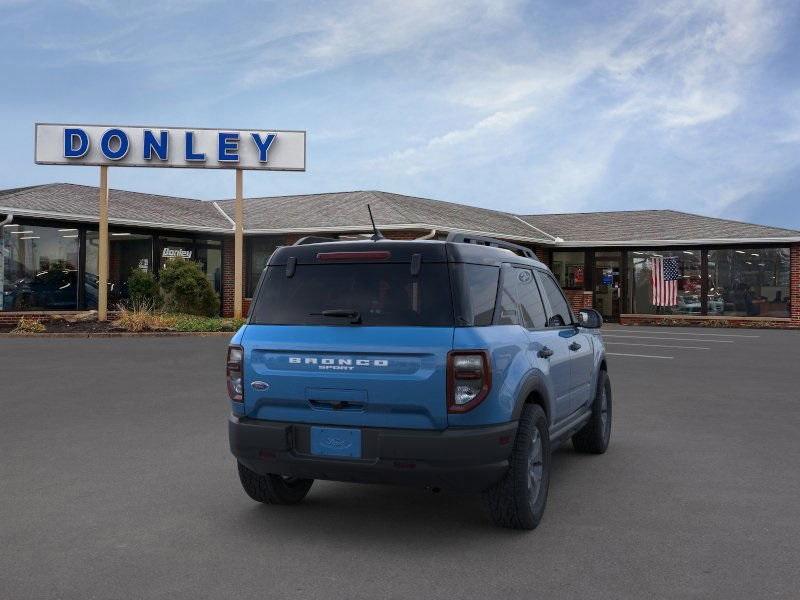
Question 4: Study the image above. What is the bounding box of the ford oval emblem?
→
[251,380,269,391]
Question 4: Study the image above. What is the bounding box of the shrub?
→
[127,269,162,308]
[158,259,220,317]
[11,316,46,334]
[113,302,173,332]
[169,314,245,332]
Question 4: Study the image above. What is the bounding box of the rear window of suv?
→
[250,263,454,327]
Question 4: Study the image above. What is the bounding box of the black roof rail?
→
[445,232,536,259]
[293,235,339,246]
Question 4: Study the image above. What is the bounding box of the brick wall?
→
[791,244,799,325]
[564,290,593,312]
[221,237,236,317]
[619,314,798,329]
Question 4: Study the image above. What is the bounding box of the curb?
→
[0,331,236,339]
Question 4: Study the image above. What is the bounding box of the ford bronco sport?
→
[228,233,611,530]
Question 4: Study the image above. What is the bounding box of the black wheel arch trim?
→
[511,371,554,424]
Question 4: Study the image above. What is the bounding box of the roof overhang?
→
[242,222,550,244]
[0,206,232,234]
[4,205,798,245]
[551,237,800,246]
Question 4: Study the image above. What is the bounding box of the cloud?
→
[237,0,522,89]
[1,0,798,228]
[375,106,536,175]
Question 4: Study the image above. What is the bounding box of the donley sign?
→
[33,122,306,320]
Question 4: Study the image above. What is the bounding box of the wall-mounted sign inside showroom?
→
[34,123,306,171]
[162,247,192,259]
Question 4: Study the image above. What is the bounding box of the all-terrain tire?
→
[483,404,550,530]
[237,462,314,505]
[572,370,612,454]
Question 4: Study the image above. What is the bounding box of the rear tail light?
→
[227,345,244,402]
[447,351,491,413]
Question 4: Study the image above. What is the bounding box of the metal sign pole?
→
[98,166,109,321]
[234,168,244,319]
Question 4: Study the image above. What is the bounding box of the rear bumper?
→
[229,416,517,492]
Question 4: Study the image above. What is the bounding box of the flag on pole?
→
[651,256,679,306]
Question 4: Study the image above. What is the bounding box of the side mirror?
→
[578,308,603,329]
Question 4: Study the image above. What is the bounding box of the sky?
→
[1,0,799,229]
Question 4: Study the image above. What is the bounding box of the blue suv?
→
[228,233,611,529]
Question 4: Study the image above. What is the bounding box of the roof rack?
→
[293,235,339,246]
[445,232,536,259]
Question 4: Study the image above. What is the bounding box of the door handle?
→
[538,346,554,359]
[569,342,582,351]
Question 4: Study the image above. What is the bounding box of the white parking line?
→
[606,352,674,359]
[606,342,710,350]
[602,334,734,343]
[604,329,759,338]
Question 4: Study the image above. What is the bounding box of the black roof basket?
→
[293,235,339,246]
[445,232,536,259]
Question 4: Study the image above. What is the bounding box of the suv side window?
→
[496,266,520,325]
[515,268,547,329]
[536,270,573,327]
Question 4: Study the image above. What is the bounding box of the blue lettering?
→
[143,130,168,160]
[64,128,89,158]
[251,132,276,162]
[218,132,239,162]
[185,131,205,161]
[100,128,129,160]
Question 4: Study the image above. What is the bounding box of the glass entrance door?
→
[593,251,622,322]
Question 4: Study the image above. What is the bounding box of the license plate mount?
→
[310,426,362,459]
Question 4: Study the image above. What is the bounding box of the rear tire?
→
[483,404,550,530]
[237,462,314,505]
[572,370,612,454]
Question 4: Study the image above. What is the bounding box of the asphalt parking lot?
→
[2,326,799,600]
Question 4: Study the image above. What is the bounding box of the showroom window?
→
[196,239,223,298]
[551,251,585,290]
[707,248,790,318]
[247,236,283,296]
[85,230,154,309]
[1,223,80,311]
[629,249,702,315]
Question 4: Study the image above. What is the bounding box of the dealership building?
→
[1,182,799,328]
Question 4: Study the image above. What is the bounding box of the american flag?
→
[651,256,679,306]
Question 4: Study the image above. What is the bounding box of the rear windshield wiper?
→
[310,309,362,324]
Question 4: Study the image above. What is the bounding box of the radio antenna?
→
[367,204,384,241]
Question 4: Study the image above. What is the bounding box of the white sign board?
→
[34,123,306,171]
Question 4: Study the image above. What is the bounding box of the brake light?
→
[227,345,244,402]
[447,351,491,413]
[316,251,391,261]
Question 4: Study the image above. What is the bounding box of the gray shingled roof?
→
[215,190,549,242]
[2,183,798,244]
[0,183,230,232]
[519,210,800,244]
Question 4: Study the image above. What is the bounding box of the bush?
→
[113,302,173,332]
[158,259,220,316]
[11,316,46,334]
[127,269,162,308]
